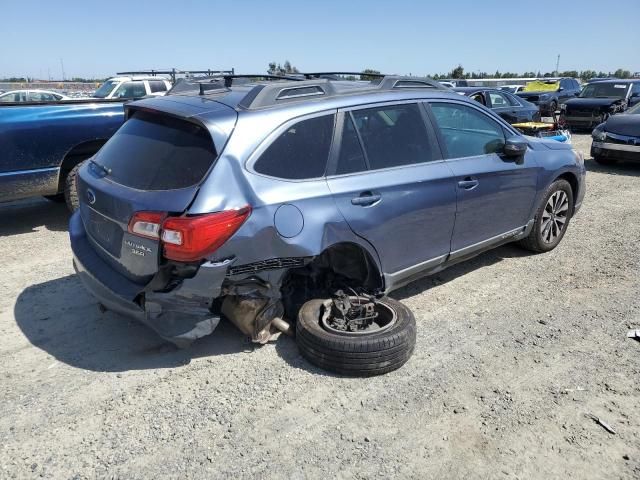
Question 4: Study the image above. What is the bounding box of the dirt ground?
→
[1,134,639,479]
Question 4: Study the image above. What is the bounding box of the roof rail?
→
[377,76,446,90]
[236,75,448,109]
[238,79,337,109]
[302,71,386,79]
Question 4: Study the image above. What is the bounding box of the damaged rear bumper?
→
[69,211,224,347]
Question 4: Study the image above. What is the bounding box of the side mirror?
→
[558,87,565,92]
[503,136,528,158]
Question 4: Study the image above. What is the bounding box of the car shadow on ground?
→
[14,274,259,373]
[391,243,531,301]
[0,198,70,235]
[15,245,533,375]
[585,159,640,177]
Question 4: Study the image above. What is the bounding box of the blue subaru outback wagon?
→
[70,73,586,376]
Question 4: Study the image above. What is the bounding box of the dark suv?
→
[517,78,581,114]
[70,73,586,376]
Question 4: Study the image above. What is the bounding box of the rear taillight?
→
[128,207,251,262]
[128,212,164,240]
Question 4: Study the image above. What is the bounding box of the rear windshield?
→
[93,111,217,190]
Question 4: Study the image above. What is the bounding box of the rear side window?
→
[254,114,334,179]
[351,103,433,170]
[93,111,217,190]
[430,103,505,158]
[149,80,167,93]
[488,92,510,107]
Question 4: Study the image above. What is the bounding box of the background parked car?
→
[516,78,581,114]
[564,79,640,130]
[499,85,524,94]
[92,76,172,100]
[0,99,126,210]
[454,87,541,123]
[0,89,70,102]
[590,101,640,164]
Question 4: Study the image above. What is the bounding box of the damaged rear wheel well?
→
[281,242,384,322]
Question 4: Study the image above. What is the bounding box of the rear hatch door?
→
[76,97,237,284]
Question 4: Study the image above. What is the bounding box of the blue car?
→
[70,74,586,376]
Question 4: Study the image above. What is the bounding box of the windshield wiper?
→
[90,158,112,175]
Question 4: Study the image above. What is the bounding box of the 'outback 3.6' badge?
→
[124,240,152,257]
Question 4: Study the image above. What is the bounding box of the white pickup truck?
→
[92,75,172,100]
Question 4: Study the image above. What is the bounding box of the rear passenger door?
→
[427,101,539,257]
[326,102,457,287]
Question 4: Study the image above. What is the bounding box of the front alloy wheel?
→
[541,190,569,244]
[519,179,574,253]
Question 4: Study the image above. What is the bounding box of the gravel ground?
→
[1,134,639,479]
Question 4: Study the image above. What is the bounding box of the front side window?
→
[350,103,433,170]
[29,92,56,101]
[430,102,506,158]
[112,82,147,99]
[254,114,335,179]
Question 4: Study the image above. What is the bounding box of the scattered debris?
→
[627,329,640,342]
[585,413,616,434]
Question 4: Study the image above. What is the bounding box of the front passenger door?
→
[427,101,539,256]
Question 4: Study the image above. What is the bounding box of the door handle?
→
[351,192,381,206]
[458,178,479,190]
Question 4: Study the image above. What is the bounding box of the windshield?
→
[93,80,120,98]
[580,83,630,99]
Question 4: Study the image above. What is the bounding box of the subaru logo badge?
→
[86,189,96,205]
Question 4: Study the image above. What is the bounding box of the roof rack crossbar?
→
[116,68,235,82]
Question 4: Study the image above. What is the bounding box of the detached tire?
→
[296,296,416,376]
[64,162,83,212]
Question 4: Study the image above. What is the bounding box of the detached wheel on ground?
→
[296,294,416,376]
[519,178,574,253]
[63,162,84,212]
[548,101,558,115]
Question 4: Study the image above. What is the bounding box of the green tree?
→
[613,68,631,78]
[360,68,382,81]
[450,65,464,79]
[267,60,299,76]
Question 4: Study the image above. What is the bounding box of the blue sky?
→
[2,0,639,79]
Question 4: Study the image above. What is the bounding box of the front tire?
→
[519,179,573,253]
[296,296,416,377]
